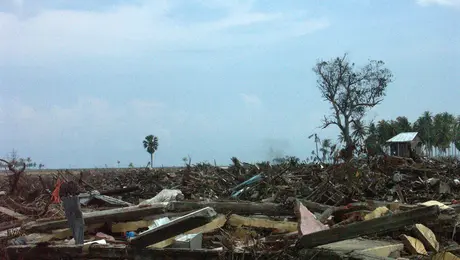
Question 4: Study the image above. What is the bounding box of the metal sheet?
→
[386,132,419,143]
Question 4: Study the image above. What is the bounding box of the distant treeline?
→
[365,111,460,157]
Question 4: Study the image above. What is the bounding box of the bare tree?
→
[313,53,393,149]
[0,158,26,194]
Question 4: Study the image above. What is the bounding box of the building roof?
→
[386,132,419,143]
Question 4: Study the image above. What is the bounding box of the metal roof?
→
[386,132,419,143]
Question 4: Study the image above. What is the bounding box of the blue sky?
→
[0,0,459,168]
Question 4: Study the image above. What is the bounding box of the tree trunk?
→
[150,153,154,168]
[343,118,353,148]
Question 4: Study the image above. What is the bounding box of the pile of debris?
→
[1,155,460,259]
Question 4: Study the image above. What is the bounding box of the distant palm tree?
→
[394,116,412,133]
[413,111,434,156]
[308,133,321,162]
[433,112,455,156]
[454,116,460,157]
[143,135,159,168]
[376,120,394,146]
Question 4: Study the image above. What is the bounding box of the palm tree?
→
[376,120,394,146]
[308,133,321,162]
[433,112,455,156]
[454,116,460,157]
[365,122,379,153]
[413,111,434,156]
[143,135,159,168]
[393,116,412,133]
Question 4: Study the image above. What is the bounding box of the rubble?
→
[0,155,460,259]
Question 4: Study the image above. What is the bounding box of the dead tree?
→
[313,53,393,149]
[0,159,26,194]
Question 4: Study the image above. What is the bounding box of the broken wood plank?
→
[317,238,404,258]
[169,201,292,216]
[227,214,297,232]
[400,234,427,255]
[112,220,154,233]
[295,200,329,236]
[0,206,28,221]
[432,252,460,260]
[130,207,217,248]
[7,245,277,260]
[185,214,226,234]
[412,223,439,252]
[149,215,228,249]
[297,205,440,248]
[23,204,168,233]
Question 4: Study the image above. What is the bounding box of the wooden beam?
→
[297,205,440,248]
[7,245,277,260]
[23,204,168,233]
[169,201,292,216]
[24,201,290,233]
[130,207,217,248]
[227,214,297,232]
[296,200,332,213]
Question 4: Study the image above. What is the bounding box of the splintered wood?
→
[297,205,440,248]
[130,207,217,248]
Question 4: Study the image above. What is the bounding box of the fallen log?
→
[7,245,277,260]
[297,205,440,248]
[23,204,168,233]
[130,207,217,248]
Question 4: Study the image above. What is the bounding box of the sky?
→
[0,0,459,168]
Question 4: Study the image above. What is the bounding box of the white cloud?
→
[240,93,262,107]
[0,0,330,64]
[416,0,460,7]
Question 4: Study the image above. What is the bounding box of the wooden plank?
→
[7,245,277,260]
[148,215,228,249]
[23,204,168,233]
[25,201,290,233]
[297,200,332,213]
[169,201,292,216]
[130,207,217,248]
[400,234,427,255]
[227,214,297,232]
[297,205,440,248]
[0,206,28,221]
[412,223,439,252]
